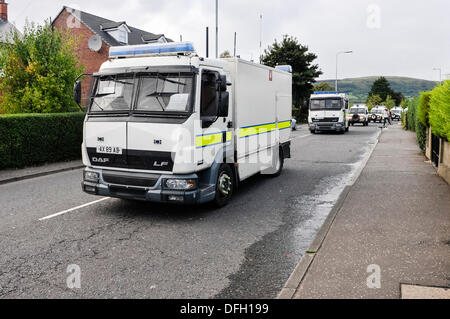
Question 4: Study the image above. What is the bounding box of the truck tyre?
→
[269,148,284,178]
[214,164,234,207]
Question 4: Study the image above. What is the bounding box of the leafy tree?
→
[384,95,395,109]
[391,91,404,106]
[220,50,232,58]
[0,21,83,114]
[367,94,382,110]
[367,76,404,106]
[368,77,392,101]
[313,82,335,92]
[262,35,322,121]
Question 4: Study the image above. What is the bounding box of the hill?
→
[317,76,437,104]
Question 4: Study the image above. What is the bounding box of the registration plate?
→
[96,146,122,155]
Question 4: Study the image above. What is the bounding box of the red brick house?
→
[52,6,170,104]
[0,0,22,44]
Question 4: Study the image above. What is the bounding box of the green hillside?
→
[317,76,437,104]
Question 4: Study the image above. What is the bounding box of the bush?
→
[429,81,450,141]
[417,92,431,127]
[0,22,83,114]
[415,116,427,154]
[0,113,85,169]
[406,97,419,132]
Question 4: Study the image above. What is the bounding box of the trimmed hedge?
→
[0,113,85,169]
[429,81,450,141]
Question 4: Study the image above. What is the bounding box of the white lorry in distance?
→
[308,91,350,134]
[74,42,293,207]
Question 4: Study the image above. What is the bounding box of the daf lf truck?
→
[75,42,292,207]
[308,91,350,134]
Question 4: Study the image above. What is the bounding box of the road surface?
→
[0,124,381,298]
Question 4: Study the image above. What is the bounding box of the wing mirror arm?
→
[73,73,93,112]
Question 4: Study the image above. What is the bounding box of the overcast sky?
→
[7,0,449,81]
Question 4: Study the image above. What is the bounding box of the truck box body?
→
[225,59,292,180]
[80,42,292,205]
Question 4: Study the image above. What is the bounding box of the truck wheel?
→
[269,148,284,178]
[214,164,234,207]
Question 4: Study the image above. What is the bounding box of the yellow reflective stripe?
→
[278,120,291,130]
[239,123,277,138]
[196,131,233,148]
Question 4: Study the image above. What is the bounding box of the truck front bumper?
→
[82,168,216,205]
[309,123,345,132]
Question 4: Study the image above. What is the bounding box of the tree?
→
[367,94,382,110]
[368,76,404,106]
[0,22,83,114]
[262,35,322,121]
[368,77,392,101]
[313,82,334,92]
[384,95,395,109]
[220,50,232,58]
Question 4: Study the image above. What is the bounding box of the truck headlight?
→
[165,179,197,190]
[84,171,99,183]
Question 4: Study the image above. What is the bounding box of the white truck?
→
[308,91,350,134]
[75,42,292,207]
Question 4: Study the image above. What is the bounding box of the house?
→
[0,1,22,44]
[51,6,171,104]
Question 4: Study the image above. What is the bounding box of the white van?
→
[75,42,292,207]
[308,91,350,134]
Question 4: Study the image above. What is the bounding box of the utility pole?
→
[206,27,209,58]
[215,0,218,59]
[234,32,237,57]
[335,51,353,91]
[259,14,263,64]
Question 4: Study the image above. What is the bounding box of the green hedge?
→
[0,112,85,169]
[429,81,450,141]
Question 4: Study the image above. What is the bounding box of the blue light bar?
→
[109,42,196,58]
[313,91,341,95]
[275,65,292,73]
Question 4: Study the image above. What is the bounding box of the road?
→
[0,123,381,299]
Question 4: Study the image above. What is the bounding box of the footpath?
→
[0,160,83,185]
[280,124,450,299]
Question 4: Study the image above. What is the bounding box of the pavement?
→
[0,160,83,185]
[0,123,383,298]
[280,123,450,299]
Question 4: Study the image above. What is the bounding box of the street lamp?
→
[433,68,442,85]
[215,0,219,59]
[336,51,353,91]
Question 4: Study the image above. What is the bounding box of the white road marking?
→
[39,197,110,221]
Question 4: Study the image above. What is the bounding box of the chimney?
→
[0,0,7,21]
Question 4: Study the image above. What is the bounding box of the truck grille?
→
[103,170,160,188]
[312,118,339,123]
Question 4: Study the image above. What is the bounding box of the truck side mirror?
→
[74,81,82,106]
[219,75,227,92]
[218,91,229,117]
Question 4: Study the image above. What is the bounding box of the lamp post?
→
[335,51,353,91]
[433,68,442,85]
[215,0,218,59]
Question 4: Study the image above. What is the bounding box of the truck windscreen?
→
[310,98,342,110]
[89,73,194,114]
[136,75,193,113]
[91,75,135,112]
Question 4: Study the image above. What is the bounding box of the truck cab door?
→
[198,69,231,167]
